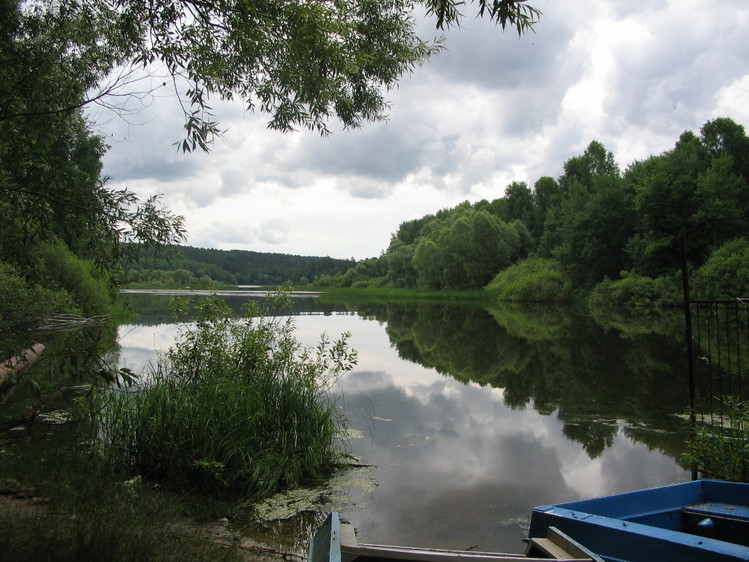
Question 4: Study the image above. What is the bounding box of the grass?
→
[0,423,245,562]
[682,396,749,482]
[97,294,356,499]
[314,286,490,303]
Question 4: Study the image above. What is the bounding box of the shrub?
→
[484,258,570,302]
[0,261,72,357]
[34,239,112,315]
[98,292,357,498]
[691,238,749,299]
[588,271,680,309]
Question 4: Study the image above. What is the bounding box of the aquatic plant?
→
[98,290,357,498]
[682,396,749,483]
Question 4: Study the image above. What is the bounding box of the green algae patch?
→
[246,466,377,523]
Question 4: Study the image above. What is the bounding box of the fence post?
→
[680,235,698,480]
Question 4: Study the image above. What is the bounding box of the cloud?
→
[95,0,749,259]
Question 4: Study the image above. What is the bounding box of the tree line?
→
[125,246,356,287]
[321,117,749,306]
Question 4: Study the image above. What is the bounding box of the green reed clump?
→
[682,396,749,482]
[99,292,357,498]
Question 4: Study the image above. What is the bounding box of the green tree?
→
[694,155,749,245]
[500,181,534,225]
[700,117,749,183]
[692,238,749,299]
[539,141,625,280]
[633,131,711,271]
[386,239,418,288]
[558,140,620,194]
[531,176,561,240]
[4,0,539,150]
[556,175,636,287]
[413,238,444,290]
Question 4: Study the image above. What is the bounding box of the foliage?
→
[30,239,113,316]
[691,238,749,300]
[0,1,187,271]
[358,117,749,304]
[0,426,245,562]
[484,258,570,302]
[98,292,357,498]
[127,245,356,287]
[424,0,541,34]
[588,272,681,310]
[2,0,538,150]
[682,397,749,482]
[0,261,72,355]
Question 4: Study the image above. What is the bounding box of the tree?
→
[502,181,534,224]
[538,141,622,264]
[700,117,749,182]
[424,0,541,34]
[633,132,711,270]
[558,140,620,194]
[555,175,636,287]
[3,0,540,151]
[413,238,444,289]
[1,1,187,277]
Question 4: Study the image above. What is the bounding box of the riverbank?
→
[0,417,375,561]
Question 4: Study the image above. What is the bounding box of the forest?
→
[319,117,749,307]
[124,246,356,287]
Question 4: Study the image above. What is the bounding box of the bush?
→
[98,292,357,498]
[484,258,570,302]
[588,271,680,309]
[0,261,72,357]
[692,238,749,299]
[34,239,112,316]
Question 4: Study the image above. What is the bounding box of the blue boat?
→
[529,479,749,561]
[309,512,603,561]
[309,480,749,561]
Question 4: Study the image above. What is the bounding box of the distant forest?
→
[124,246,355,287]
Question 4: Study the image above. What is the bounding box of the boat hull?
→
[529,479,749,561]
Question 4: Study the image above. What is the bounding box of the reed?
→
[682,396,749,482]
[98,294,356,498]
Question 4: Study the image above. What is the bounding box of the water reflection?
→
[117,292,691,553]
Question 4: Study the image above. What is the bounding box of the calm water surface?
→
[117,290,691,554]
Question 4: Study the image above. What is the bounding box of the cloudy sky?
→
[95,0,749,260]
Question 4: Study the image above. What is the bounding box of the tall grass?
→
[0,424,241,562]
[682,396,749,482]
[98,292,356,499]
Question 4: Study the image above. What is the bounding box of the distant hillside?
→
[126,245,356,286]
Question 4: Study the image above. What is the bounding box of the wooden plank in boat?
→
[525,527,603,562]
[341,523,596,562]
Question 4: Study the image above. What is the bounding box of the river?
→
[116,289,691,554]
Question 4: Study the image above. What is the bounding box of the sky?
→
[94,0,749,261]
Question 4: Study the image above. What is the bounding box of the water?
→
[117,290,691,554]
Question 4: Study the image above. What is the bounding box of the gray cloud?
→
[95,1,749,256]
[423,5,577,92]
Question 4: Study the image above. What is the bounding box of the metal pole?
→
[680,235,698,480]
